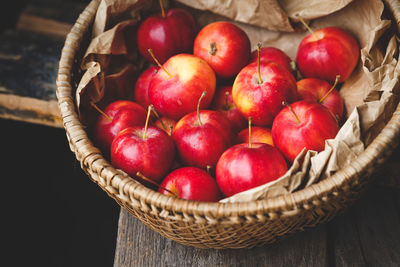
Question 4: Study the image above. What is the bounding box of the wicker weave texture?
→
[56,0,400,249]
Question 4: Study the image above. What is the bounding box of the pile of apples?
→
[92,3,360,202]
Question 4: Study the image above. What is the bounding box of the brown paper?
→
[76,0,399,203]
[279,0,353,20]
[92,0,151,37]
[76,62,138,127]
[176,0,294,32]
[82,19,140,69]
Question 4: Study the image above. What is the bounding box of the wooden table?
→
[112,147,400,267]
[1,1,399,266]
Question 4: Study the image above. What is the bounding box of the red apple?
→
[237,126,273,146]
[148,53,216,120]
[296,26,359,83]
[173,109,234,169]
[216,143,287,197]
[158,167,221,201]
[136,7,198,64]
[193,21,251,78]
[211,85,247,132]
[110,107,176,182]
[297,77,344,121]
[232,61,298,126]
[272,100,340,162]
[134,65,159,109]
[250,47,292,72]
[154,116,176,135]
[94,100,146,155]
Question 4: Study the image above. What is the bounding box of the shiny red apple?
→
[134,65,159,109]
[136,7,198,64]
[216,143,287,197]
[173,109,234,169]
[111,119,175,183]
[296,26,359,83]
[250,46,292,72]
[211,85,247,132]
[232,61,298,126]
[297,77,344,121]
[94,100,146,155]
[193,21,251,78]
[148,53,216,120]
[237,126,273,146]
[158,167,222,201]
[272,100,340,162]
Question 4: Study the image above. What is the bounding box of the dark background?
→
[1,1,120,266]
[2,120,120,267]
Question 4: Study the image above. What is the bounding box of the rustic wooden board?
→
[327,210,367,266]
[114,208,329,267]
[328,185,400,266]
[354,187,400,266]
[19,0,86,25]
[114,163,400,267]
[0,29,63,127]
[0,0,85,128]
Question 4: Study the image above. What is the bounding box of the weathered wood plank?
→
[0,30,63,100]
[19,0,86,25]
[0,94,61,127]
[326,148,400,266]
[16,14,73,39]
[0,29,64,127]
[354,187,400,266]
[15,0,86,39]
[114,208,328,267]
[327,207,367,266]
[328,184,400,267]
[0,0,85,127]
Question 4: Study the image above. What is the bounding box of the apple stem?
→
[197,91,207,126]
[282,101,301,124]
[296,14,318,41]
[319,75,341,104]
[152,108,168,132]
[159,0,166,18]
[290,60,297,72]
[136,172,178,197]
[206,165,212,174]
[147,49,172,78]
[143,104,153,139]
[158,118,168,132]
[257,43,263,84]
[248,116,252,148]
[169,125,173,136]
[209,42,217,56]
[224,91,229,109]
[90,101,112,122]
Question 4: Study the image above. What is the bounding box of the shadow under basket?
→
[56,0,400,249]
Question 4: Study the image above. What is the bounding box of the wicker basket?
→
[56,0,400,249]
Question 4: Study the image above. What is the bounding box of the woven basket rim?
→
[56,0,400,219]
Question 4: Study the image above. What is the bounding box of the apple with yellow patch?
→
[297,77,344,122]
[237,126,274,146]
[148,53,216,120]
[232,60,298,126]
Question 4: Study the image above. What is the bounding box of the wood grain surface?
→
[0,0,85,128]
[114,172,400,266]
